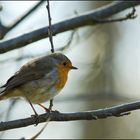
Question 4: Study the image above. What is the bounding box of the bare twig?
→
[46,0,55,53]
[0,1,139,54]
[0,100,140,131]
[46,0,55,118]
[92,7,137,24]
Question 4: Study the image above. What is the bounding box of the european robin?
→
[0,53,77,114]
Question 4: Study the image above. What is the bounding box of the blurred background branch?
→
[0,29,77,64]
[0,1,45,39]
[0,1,139,54]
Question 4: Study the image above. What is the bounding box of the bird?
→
[0,53,77,115]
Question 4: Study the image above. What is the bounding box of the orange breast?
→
[55,65,69,90]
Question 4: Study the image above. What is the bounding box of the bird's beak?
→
[71,66,78,70]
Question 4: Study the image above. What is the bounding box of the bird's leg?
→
[49,99,53,111]
[38,99,59,113]
[38,99,53,112]
[28,99,38,117]
[25,96,39,125]
[49,99,59,113]
[38,103,50,112]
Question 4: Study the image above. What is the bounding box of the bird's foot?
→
[31,113,39,126]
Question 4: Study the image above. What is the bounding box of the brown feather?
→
[1,55,54,93]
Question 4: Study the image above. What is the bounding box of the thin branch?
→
[92,6,137,23]
[46,0,55,118]
[46,0,55,53]
[0,1,140,54]
[0,1,45,39]
[0,100,140,131]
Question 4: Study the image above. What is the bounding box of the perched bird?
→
[0,53,77,114]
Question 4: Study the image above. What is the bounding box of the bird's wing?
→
[0,57,53,93]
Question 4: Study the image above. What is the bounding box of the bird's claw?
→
[31,114,39,126]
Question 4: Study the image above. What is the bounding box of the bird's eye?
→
[63,62,67,66]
